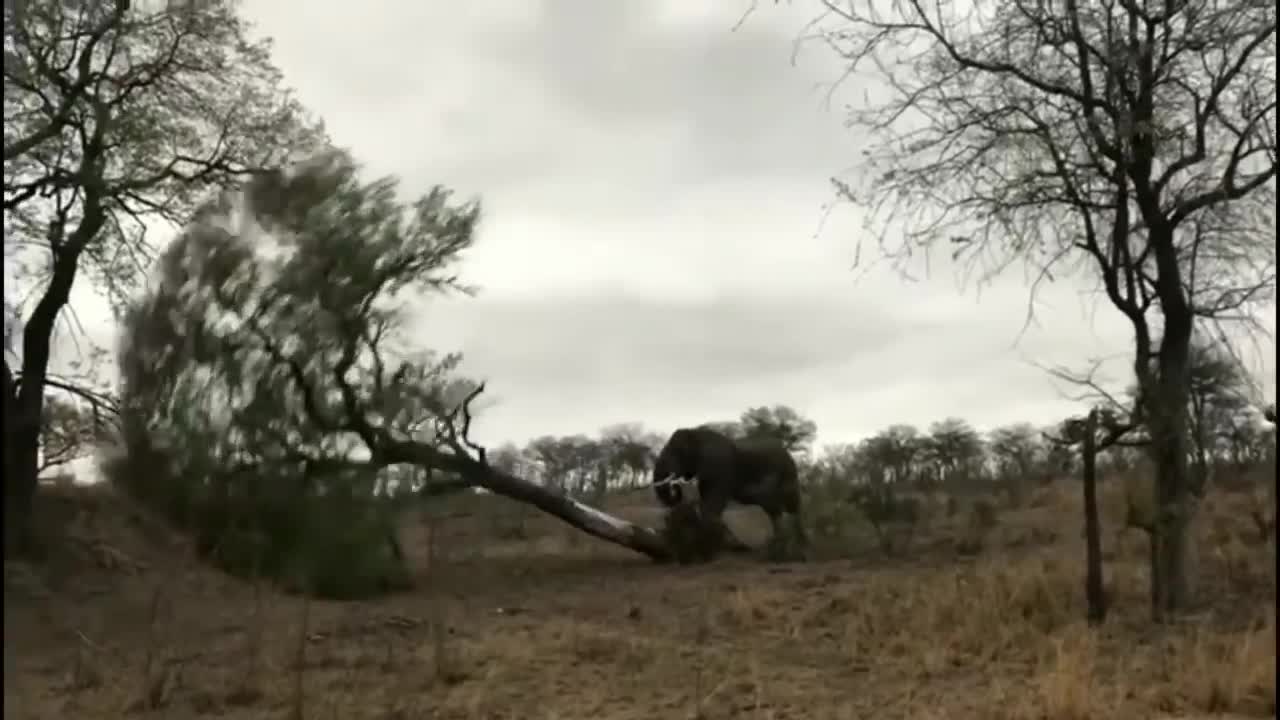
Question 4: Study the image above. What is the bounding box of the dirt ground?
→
[4,480,1275,720]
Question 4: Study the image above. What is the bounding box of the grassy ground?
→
[4,476,1275,720]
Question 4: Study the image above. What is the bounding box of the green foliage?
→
[112,148,483,598]
[280,493,412,600]
[101,441,411,599]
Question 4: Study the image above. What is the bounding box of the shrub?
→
[971,498,999,529]
[280,493,412,599]
[956,498,1000,556]
[100,435,412,600]
[802,481,865,542]
[848,482,923,556]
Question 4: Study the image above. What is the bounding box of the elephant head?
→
[652,427,698,507]
[652,426,736,507]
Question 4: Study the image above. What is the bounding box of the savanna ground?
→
[4,473,1275,720]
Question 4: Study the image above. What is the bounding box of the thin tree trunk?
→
[1081,410,1107,625]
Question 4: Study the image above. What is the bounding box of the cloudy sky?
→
[58,0,1276,449]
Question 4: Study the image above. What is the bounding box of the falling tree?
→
[116,150,674,577]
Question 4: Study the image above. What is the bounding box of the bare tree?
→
[117,150,672,564]
[803,0,1276,618]
[2,0,325,554]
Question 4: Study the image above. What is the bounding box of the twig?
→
[731,0,758,32]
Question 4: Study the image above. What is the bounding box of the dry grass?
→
[4,478,1275,720]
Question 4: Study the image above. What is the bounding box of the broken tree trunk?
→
[391,440,674,562]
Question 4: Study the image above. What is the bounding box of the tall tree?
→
[805,0,1276,618]
[3,0,325,553]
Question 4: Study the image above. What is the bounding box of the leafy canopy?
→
[118,149,484,491]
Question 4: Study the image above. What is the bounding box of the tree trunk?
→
[1147,333,1197,621]
[1081,410,1107,625]
[1,359,34,556]
[3,181,107,558]
[5,314,57,558]
[393,441,673,562]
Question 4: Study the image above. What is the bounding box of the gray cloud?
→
[414,283,1146,446]
[244,0,856,207]
[487,1,854,181]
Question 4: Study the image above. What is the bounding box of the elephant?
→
[651,425,808,559]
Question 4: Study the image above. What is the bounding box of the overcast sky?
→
[58,0,1277,450]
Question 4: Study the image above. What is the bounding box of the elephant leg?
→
[766,508,785,545]
[763,492,808,562]
[762,507,794,560]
